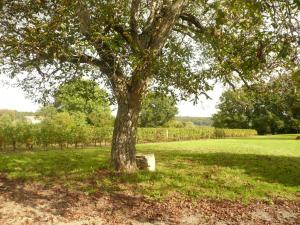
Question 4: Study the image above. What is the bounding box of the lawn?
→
[0,134,299,202]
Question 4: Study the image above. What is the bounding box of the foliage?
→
[0,114,33,150]
[40,112,74,148]
[54,78,113,127]
[1,1,298,100]
[37,111,92,149]
[87,106,113,128]
[213,74,300,134]
[0,135,299,201]
[37,105,58,118]
[139,92,178,127]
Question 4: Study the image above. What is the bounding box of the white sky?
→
[0,82,223,117]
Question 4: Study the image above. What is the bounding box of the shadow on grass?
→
[0,149,110,182]
[155,150,300,187]
[241,138,299,141]
[239,134,299,140]
[99,150,300,201]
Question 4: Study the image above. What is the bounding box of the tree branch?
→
[143,1,159,32]
[67,54,103,68]
[142,0,188,51]
[130,0,140,38]
[179,13,204,32]
[113,25,140,53]
[174,23,199,38]
[232,68,251,89]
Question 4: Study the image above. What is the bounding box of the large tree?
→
[0,1,299,171]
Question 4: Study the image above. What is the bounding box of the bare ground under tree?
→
[0,175,299,225]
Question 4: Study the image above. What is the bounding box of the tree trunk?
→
[12,140,16,151]
[111,97,141,172]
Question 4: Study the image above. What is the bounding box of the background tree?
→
[291,70,300,123]
[0,114,13,150]
[45,112,75,149]
[69,112,91,148]
[54,78,113,127]
[213,74,300,134]
[0,114,33,150]
[37,105,58,118]
[212,89,253,129]
[139,92,178,127]
[87,107,114,128]
[1,1,299,171]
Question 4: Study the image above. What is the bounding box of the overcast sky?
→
[0,82,223,117]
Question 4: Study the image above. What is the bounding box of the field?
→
[0,134,299,224]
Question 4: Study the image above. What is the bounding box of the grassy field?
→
[0,134,299,202]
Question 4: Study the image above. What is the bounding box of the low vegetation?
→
[0,113,257,151]
[0,135,298,202]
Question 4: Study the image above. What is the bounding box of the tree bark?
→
[111,95,141,172]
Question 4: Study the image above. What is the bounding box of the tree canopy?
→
[1,1,299,99]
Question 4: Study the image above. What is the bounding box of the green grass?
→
[0,134,299,202]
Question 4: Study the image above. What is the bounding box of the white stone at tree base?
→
[136,154,156,172]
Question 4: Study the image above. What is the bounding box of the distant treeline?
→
[175,117,213,126]
[0,109,35,120]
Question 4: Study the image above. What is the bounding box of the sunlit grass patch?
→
[0,135,299,202]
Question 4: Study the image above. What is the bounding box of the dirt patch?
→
[180,214,204,225]
[0,175,299,225]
